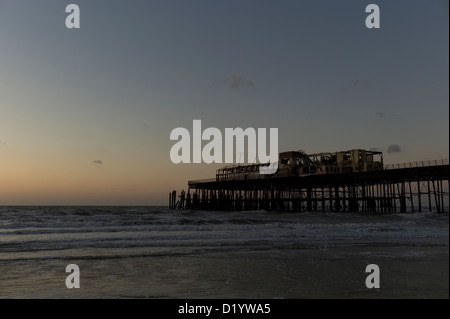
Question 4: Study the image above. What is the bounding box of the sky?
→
[0,0,448,205]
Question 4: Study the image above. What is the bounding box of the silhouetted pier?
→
[170,159,449,213]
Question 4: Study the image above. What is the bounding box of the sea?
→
[0,206,448,299]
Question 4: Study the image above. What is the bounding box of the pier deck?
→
[171,160,449,213]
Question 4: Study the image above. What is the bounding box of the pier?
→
[170,150,449,213]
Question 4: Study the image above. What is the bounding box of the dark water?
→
[0,206,448,298]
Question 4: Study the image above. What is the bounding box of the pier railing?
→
[188,178,217,184]
[384,159,449,170]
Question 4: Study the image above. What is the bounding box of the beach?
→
[0,207,448,298]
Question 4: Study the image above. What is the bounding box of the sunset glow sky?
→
[0,0,448,205]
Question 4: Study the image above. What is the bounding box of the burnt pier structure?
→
[170,149,449,213]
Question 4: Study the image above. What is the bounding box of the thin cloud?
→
[387,144,402,153]
[93,160,103,165]
[224,74,255,90]
[339,79,371,94]
[376,112,401,120]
